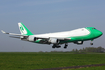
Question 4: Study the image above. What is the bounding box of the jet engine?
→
[28,36,37,42]
[74,41,83,45]
[20,36,28,41]
[48,38,59,44]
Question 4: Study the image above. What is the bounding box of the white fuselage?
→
[2,22,103,49]
[33,28,90,38]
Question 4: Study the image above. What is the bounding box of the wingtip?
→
[1,30,6,34]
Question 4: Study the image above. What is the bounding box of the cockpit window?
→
[92,28,96,29]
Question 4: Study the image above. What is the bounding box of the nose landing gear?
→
[90,42,93,45]
[90,40,93,45]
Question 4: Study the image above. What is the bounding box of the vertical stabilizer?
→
[18,22,33,35]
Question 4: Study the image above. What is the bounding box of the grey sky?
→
[0,0,105,52]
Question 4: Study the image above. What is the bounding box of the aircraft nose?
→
[97,31,103,36]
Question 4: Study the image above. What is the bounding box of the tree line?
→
[72,46,105,53]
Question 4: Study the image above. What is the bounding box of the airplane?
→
[1,22,103,49]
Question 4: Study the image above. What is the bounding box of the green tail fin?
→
[18,22,33,35]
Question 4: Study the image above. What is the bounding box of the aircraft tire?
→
[90,43,93,45]
[64,46,67,49]
[52,46,55,48]
[64,45,67,49]
[56,46,61,48]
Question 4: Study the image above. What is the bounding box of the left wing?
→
[32,35,71,41]
[52,37,71,40]
[1,30,71,44]
[28,35,71,44]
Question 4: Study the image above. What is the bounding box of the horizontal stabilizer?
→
[1,30,7,34]
[1,30,27,36]
[9,36,20,39]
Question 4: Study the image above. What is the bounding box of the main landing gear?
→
[64,43,68,49]
[52,43,68,49]
[52,44,61,48]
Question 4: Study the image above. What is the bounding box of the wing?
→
[1,30,27,36]
[31,36,71,44]
[34,36,71,40]
[1,30,71,44]
[52,37,71,40]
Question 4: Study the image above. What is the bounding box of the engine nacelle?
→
[28,36,37,42]
[20,36,28,41]
[74,41,83,45]
[48,38,59,44]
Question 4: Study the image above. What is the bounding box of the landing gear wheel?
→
[56,46,61,48]
[52,46,55,48]
[90,40,94,45]
[90,43,93,45]
[64,43,68,49]
[64,46,67,49]
[52,44,61,48]
[52,44,56,48]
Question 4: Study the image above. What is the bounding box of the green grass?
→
[0,52,105,70]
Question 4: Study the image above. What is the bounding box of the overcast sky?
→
[0,0,105,52]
